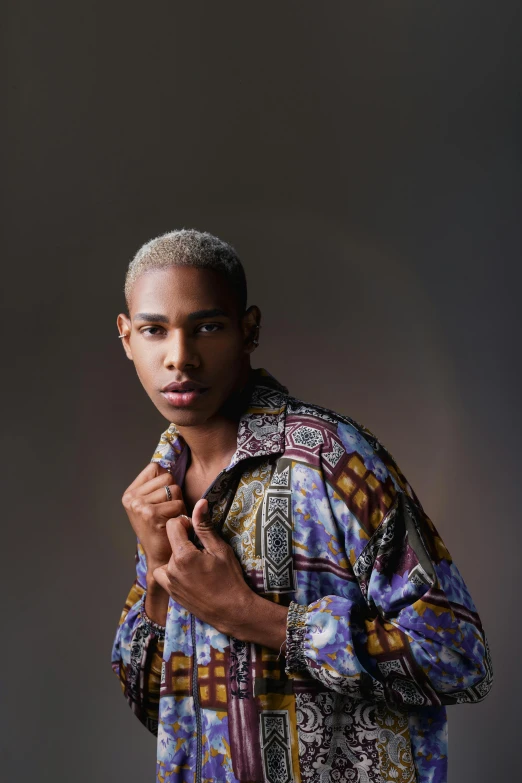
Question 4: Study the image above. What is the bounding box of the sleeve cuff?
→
[285,601,309,673]
[137,592,166,641]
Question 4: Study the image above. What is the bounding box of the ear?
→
[241,305,261,354]
[116,313,134,360]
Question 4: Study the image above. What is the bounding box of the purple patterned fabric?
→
[111,367,492,783]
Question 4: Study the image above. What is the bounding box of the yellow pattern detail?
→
[353,488,369,510]
[370,507,384,528]
[413,598,450,618]
[375,703,417,782]
[221,458,272,570]
[365,472,380,491]
[348,455,366,476]
[338,472,356,495]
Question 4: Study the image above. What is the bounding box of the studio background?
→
[4,2,520,781]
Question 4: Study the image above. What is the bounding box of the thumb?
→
[191,499,221,553]
[152,563,170,592]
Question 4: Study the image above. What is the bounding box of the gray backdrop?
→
[4,2,520,781]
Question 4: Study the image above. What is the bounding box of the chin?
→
[162,407,213,428]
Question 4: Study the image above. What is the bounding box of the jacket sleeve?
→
[111,539,165,735]
[285,420,493,710]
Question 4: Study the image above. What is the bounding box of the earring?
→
[118,334,128,339]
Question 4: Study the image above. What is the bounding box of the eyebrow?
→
[133,308,229,323]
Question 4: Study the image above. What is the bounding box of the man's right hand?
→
[122,461,188,579]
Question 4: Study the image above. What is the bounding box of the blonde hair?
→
[124,229,247,313]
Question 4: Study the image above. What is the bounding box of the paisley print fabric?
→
[111,367,492,783]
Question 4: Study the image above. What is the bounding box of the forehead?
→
[129,265,238,316]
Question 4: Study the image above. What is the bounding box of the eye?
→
[140,326,165,337]
[196,323,224,334]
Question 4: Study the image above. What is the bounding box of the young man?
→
[111,229,492,783]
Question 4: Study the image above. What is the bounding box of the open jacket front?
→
[112,367,492,783]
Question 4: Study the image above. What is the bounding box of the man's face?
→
[117,265,258,427]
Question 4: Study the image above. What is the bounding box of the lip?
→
[161,380,208,392]
[161,386,209,408]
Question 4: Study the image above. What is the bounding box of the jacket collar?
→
[150,367,289,472]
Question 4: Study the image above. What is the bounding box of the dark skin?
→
[117,265,288,650]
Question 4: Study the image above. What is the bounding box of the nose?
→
[163,329,199,371]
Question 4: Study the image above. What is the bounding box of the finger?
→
[145,482,183,505]
[132,471,178,499]
[125,461,167,493]
[124,465,173,502]
[166,516,197,555]
[153,499,187,521]
[191,499,224,555]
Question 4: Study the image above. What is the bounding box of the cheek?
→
[132,349,160,383]
[208,333,244,358]
[206,341,242,363]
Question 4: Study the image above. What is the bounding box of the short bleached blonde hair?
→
[124,229,248,314]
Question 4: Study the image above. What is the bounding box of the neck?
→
[180,418,238,474]
[176,364,255,474]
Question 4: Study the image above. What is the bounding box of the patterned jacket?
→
[111,367,492,783]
